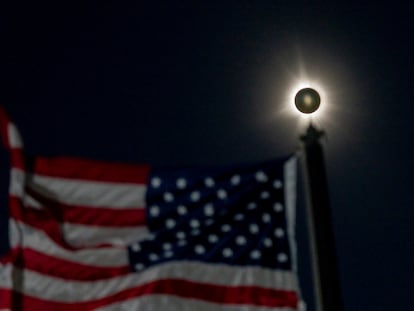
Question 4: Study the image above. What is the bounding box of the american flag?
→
[0,107,303,310]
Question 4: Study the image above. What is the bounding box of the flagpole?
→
[300,123,343,311]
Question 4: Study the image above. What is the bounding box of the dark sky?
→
[1,2,413,310]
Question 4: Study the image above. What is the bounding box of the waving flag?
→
[0,107,303,310]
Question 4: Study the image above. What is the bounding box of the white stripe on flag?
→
[7,123,23,149]
[97,295,299,311]
[0,262,12,291]
[11,261,298,303]
[21,194,43,209]
[9,219,20,249]
[63,223,150,247]
[284,156,298,272]
[10,168,147,208]
[10,220,129,267]
[9,168,24,198]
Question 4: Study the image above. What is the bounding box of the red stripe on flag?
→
[146,279,300,308]
[31,157,150,183]
[0,248,19,265]
[64,205,146,227]
[9,197,120,250]
[10,150,25,170]
[9,197,75,250]
[0,106,11,149]
[2,279,299,311]
[19,248,130,281]
[0,108,24,169]
[0,289,11,310]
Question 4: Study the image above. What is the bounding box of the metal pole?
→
[300,123,343,311]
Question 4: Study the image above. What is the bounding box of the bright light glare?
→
[281,77,331,129]
[289,81,327,118]
[257,44,359,153]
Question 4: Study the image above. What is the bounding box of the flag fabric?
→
[0,107,303,310]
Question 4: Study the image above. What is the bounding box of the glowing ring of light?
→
[294,88,321,114]
[287,81,328,120]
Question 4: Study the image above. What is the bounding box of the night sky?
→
[1,2,413,310]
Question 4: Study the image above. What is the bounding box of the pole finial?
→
[300,123,325,145]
